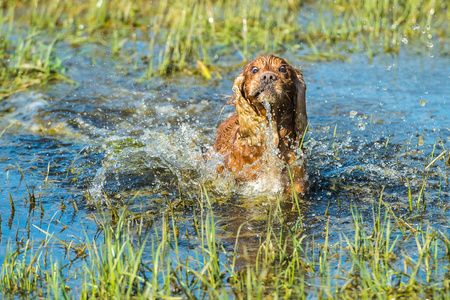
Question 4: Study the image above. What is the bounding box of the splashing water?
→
[235,100,285,196]
[88,123,207,203]
[261,99,280,153]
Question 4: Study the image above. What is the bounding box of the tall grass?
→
[1,0,448,99]
[0,21,71,99]
[2,184,450,298]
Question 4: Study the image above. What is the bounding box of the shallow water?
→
[0,41,449,294]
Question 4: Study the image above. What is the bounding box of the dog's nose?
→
[260,71,278,84]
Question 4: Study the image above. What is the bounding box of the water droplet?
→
[382,86,387,90]
[418,136,424,146]
[420,99,426,106]
[401,37,408,44]
[358,121,365,131]
[424,91,428,94]
[349,110,358,118]
[426,41,433,48]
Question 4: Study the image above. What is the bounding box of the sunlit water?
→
[0,42,449,293]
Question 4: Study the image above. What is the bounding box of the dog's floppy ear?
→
[294,69,307,142]
[232,72,265,146]
[232,73,245,99]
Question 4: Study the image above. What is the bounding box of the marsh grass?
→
[1,0,448,99]
[0,0,74,98]
[2,174,450,299]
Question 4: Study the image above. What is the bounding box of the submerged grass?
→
[1,0,448,98]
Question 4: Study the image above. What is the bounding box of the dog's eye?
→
[279,66,287,73]
[251,67,259,74]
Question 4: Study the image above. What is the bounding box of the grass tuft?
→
[1,0,448,98]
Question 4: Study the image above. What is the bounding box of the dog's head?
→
[232,55,307,145]
[239,55,298,105]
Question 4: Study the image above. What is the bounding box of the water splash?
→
[261,100,280,152]
[88,123,206,203]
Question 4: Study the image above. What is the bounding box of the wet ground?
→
[0,40,449,293]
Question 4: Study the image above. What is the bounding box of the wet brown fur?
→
[213,55,308,194]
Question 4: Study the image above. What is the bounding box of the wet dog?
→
[212,55,308,194]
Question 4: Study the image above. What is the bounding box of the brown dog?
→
[212,55,308,194]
